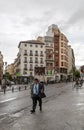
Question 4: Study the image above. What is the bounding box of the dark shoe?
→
[40,107,42,111]
[30,110,35,113]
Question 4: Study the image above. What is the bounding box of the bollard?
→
[4,88,6,94]
[25,86,27,90]
[19,86,21,91]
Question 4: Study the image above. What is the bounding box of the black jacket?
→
[31,83,44,98]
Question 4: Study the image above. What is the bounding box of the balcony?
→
[24,53,28,56]
[40,54,44,57]
[24,60,27,63]
[35,54,38,56]
[29,68,33,71]
[29,53,33,56]
[29,61,33,63]
[24,68,28,70]
[40,61,44,64]
[46,58,54,62]
[35,61,38,63]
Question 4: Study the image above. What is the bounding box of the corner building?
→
[17,40,45,83]
[39,24,69,81]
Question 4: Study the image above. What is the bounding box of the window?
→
[30,64,32,68]
[46,63,53,67]
[30,44,32,47]
[35,57,38,63]
[41,45,43,48]
[23,71,27,75]
[61,62,63,66]
[40,58,43,63]
[40,51,43,54]
[30,50,33,56]
[61,55,63,60]
[35,51,38,56]
[24,50,27,55]
[35,44,38,47]
[30,64,33,69]
[25,44,27,47]
[61,49,63,53]
[24,64,27,70]
[30,57,33,63]
[24,57,27,63]
[30,72,32,76]
[61,35,63,40]
[30,50,32,53]
[35,64,38,67]
[30,57,32,60]
[40,51,43,56]
[24,64,27,68]
[61,42,63,47]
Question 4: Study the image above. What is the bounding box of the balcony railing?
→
[35,54,38,56]
[40,54,44,57]
[46,58,54,61]
[24,60,27,63]
[24,68,28,70]
[24,53,28,56]
[40,61,44,64]
[29,53,33,56]
[29,68,33,71]
[29,61,33,63]
[35,61,38,63]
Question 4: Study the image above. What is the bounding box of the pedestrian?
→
[19,86,21,91]
[3,85,6,94]
[30,78,45,114]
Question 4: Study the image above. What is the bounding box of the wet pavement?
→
[0,83,84,130]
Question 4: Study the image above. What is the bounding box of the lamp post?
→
[3,62,7,94]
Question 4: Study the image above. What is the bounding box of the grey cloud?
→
[67,8,84,25]
[0,0,84,65]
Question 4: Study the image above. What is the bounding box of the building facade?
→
[38,24,71,81]
[43,36,54,81]
[6,63,14,76]
[16,40,45,83]
[0,51,3,84]
[67,45,75,81]
[37,35,55,81]
[13,24,75,82]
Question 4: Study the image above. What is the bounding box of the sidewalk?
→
[1,83,84,130]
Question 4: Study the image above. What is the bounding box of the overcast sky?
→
[0,0,84,66]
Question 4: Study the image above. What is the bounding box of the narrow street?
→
[0,82,84,130]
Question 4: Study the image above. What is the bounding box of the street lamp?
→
[3,62,7,94]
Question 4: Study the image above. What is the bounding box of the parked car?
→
[48,79,56,84]
[6,80,15,86]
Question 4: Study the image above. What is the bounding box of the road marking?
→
[0,98,16,103]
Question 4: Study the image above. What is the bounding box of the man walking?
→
[30,78,44,113]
